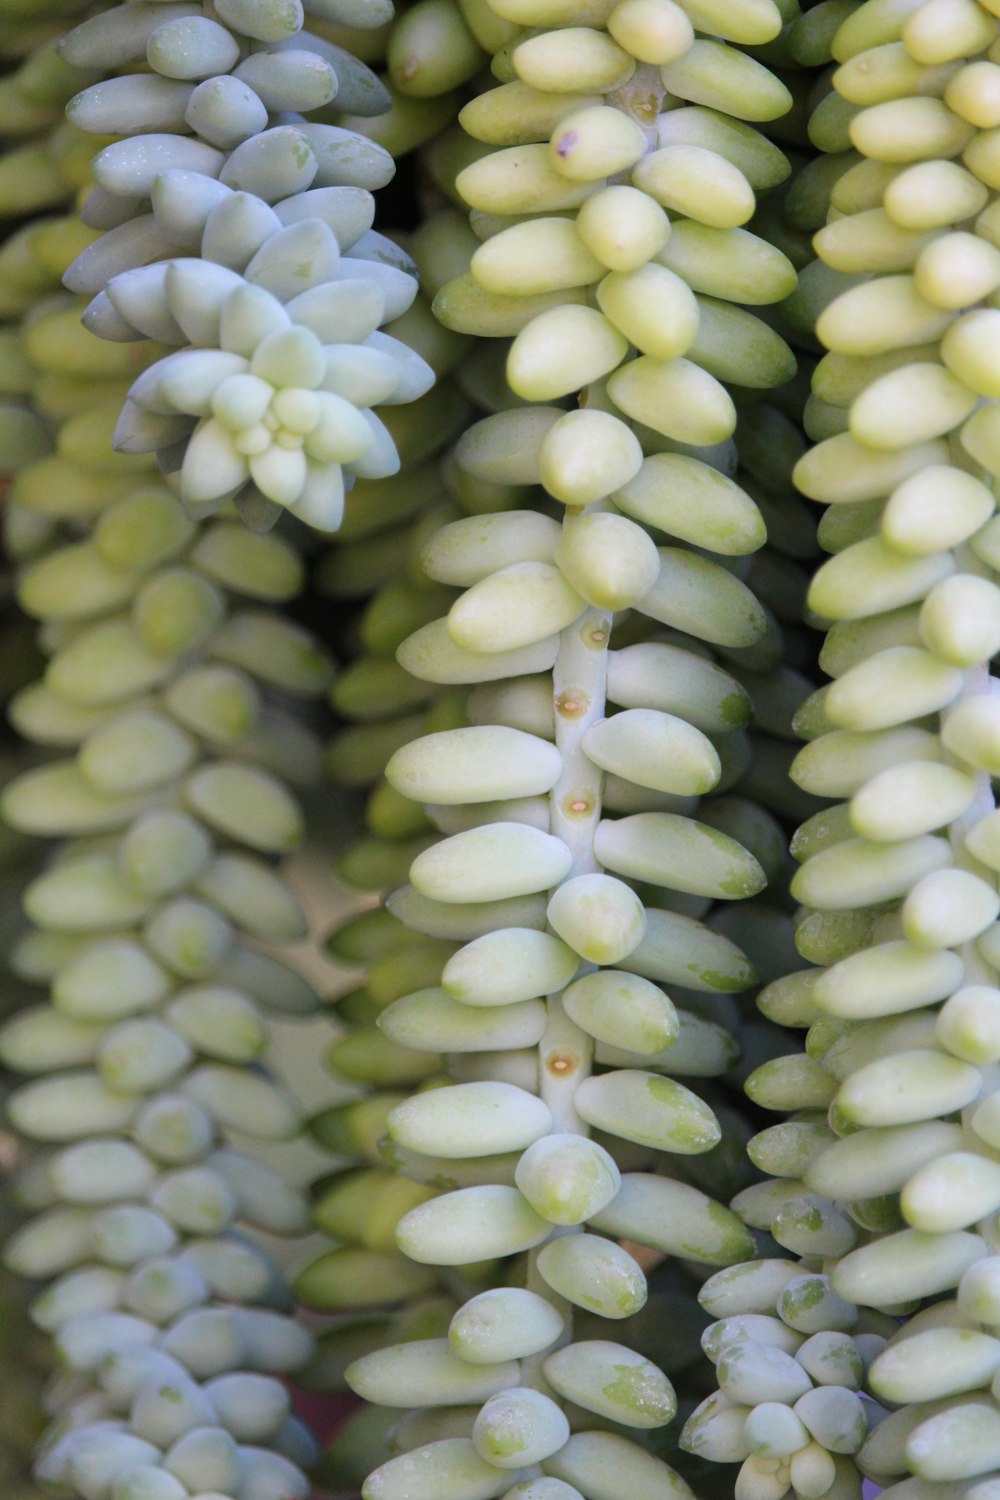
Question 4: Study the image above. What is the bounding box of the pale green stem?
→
[541,604,609,1130]
[609,63,669,149]
[521,604,610,1393]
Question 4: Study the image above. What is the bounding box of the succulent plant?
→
[10,0,1000,1497]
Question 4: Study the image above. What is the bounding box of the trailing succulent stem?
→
[688,0,1000,1494]
[0,1,436,1497]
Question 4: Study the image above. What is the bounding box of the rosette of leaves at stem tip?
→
[50,0,450,534]
[0,220,337,1500]
[94,182,435,532]
[688,0,1000,1492]
[681,1256,895,1500]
